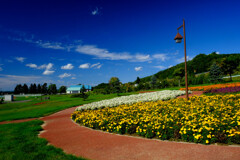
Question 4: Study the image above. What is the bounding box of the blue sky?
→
[0,0,240,90]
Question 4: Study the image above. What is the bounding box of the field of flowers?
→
[72,94,240,145]
[180,82,240,91]
[206,86,240,94]
[76,90,187,111]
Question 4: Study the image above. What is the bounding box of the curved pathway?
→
[0,118,38,125]
[39,106,240,160]
[177,91,204,98]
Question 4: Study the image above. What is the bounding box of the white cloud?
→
[92,7,99,15]
[168,65,173,68]
[26,63,37,68]
[45,63,53,70]
[71,77,76,79]
[90,63,102,69]
[91,63,100,68]
[15,57,26,62]
[79,63,90,69]
[59,73,71,79]
[43,70,55,75]
[152,54,168,61]
[96,64,102,69]
[134,54,151,62]
[25,63,54,75]
[135,67,143,71]
[36,40,65,50]
[75,45,151,62]
[216,51,220,54]
[154,66,166,70]
[0,67,2,71]
[37,63,53,70]
[61,63,74,70]
[76,45,133,60]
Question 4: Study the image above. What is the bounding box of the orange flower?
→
[180,82,240,91]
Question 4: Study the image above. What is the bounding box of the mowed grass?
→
[0,120,86,160]
[0,93,136,122]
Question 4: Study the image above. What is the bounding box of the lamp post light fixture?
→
[174,19,188,100]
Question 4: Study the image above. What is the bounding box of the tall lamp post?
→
[174,19,188,100]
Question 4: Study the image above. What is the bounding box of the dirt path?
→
[39,106,240,160]
[177,91,204,98]
[0,118,38,125]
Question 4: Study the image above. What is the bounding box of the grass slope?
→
[0,120,85,160]
[0,93,137,122]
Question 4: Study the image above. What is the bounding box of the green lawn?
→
[0,93,138,122]
[0,120,86,160]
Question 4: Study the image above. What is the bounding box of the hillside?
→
[140,52,240,83]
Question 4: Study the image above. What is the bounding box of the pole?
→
[183,19,189,100]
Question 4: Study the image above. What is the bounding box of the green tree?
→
[209,62,222,83]
[80,85,88,100]
[109,77,121,95]
[37,84,41,94]
[29,83,37,94]
[29,84,34,94]
[41,83,48,94]
[58,86,67,94]
[173,67,185,87]
[23,84,28,94]
[135,77,141,84]
[14,84,23,94]
[220,56,238,81]
[48,84,57,94]
[150,75,157,89]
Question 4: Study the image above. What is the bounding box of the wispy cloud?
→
[61,63,74,70]
[71,77,76,79]
[90,62,102,69]
[92,7,99,15]
[79,63,90,69]
[15,57,26,62]
[96,64,102,69]
[43,70,54,75]
[6,28,161,63]
[26,63,54,75]
[35,40,65,50]
[0,67,2,71]
[75,45,151,62]
[152,54,169,61]
[59,73,71,79]
[154,65,166,70]
[26,63,37,68]
[133,54,151,62]
[135,67,143,71]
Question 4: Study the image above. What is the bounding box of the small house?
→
[66,85,92,94]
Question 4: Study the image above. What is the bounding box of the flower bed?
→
[206,86,240,94]
[72,94,240,145]
[75,90,187,111]
[180,82,240,91]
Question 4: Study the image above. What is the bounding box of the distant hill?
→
[140,52,240,83]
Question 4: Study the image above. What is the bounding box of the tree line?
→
[141,52,240,83]
[93,53,240,94]
[14,83,67,95]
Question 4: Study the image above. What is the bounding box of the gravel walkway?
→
[39,106,240,160]
[177,91,205,98]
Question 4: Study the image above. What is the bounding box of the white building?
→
[66,85,92,94]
